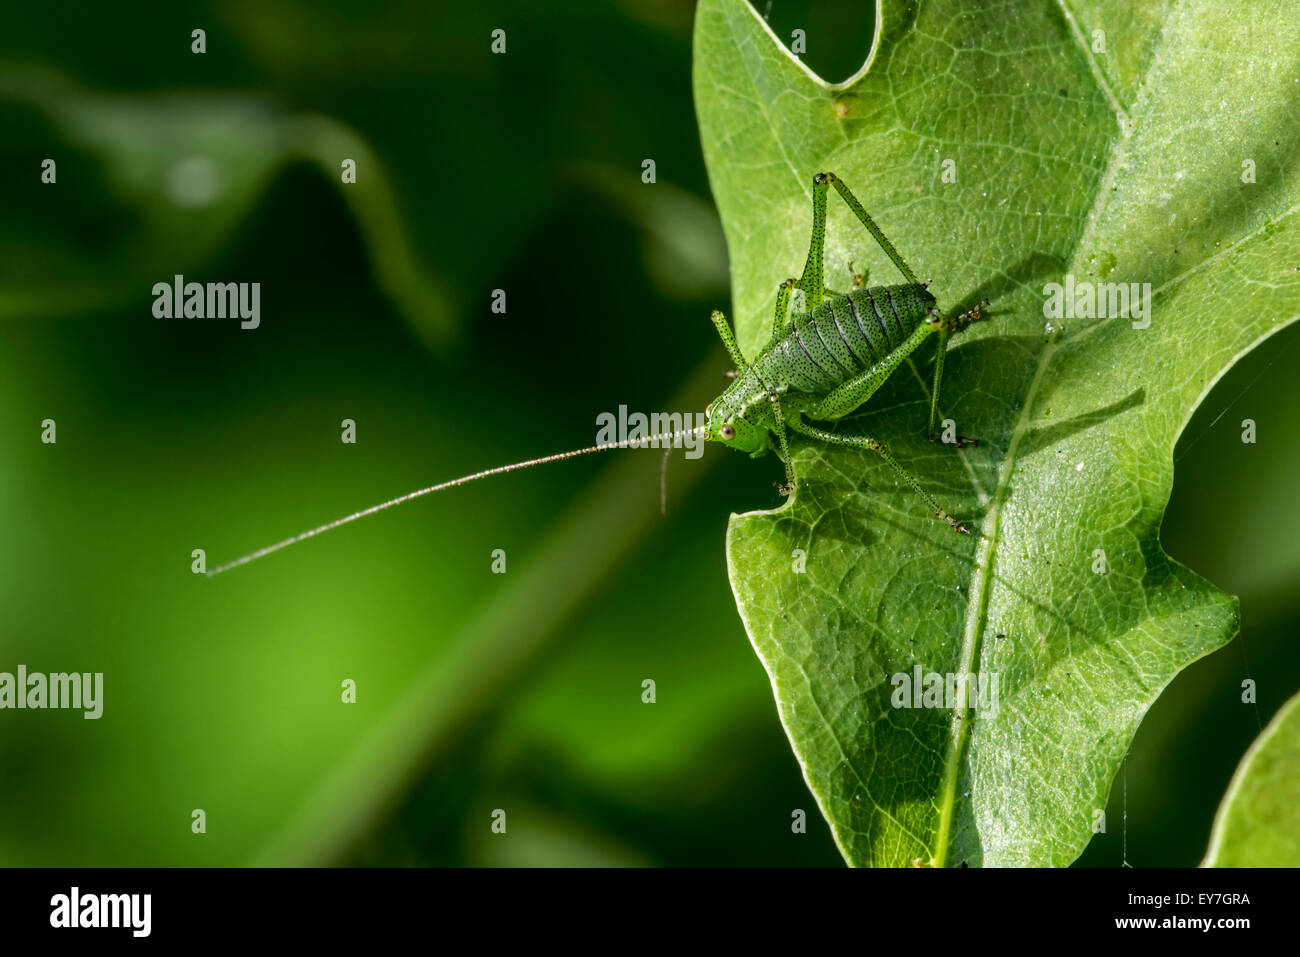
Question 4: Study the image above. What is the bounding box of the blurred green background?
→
[0,0,1295,867]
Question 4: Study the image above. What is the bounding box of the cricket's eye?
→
[721,424,736,440]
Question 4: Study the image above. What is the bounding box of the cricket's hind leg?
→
[789,418,971,534]
[817,171,923,286]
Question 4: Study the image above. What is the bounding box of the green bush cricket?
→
[704,171,987,530]
[209,172,986,577]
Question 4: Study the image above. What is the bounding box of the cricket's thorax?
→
[716,365,769,415]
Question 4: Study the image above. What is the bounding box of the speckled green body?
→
[701,171,984,532]
[707,283,937,457]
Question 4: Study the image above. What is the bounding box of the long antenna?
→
[207,425,709,577]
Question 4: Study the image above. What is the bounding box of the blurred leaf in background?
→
[0,0,843,867]
[0,66,454,346]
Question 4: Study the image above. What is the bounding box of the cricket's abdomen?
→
[754,283,934,394]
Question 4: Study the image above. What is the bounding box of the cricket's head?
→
[704,386,771,456]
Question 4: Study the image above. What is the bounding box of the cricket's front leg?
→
[710,309,748,369]
[767,392,797,496]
